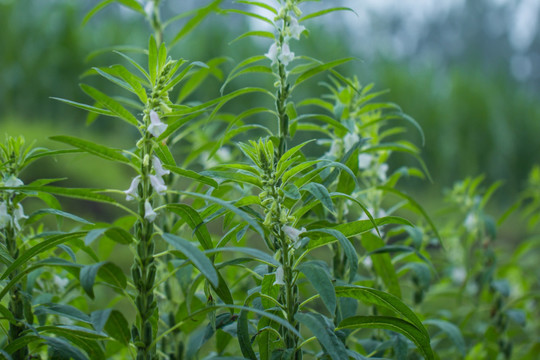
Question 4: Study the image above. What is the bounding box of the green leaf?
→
[28,208,94,225]
[171,0,221,46]
[51,97,115,117]
[148,36,158,85]
[301,182,335,213]
[44,336,88,360]
[236,1,277,14]
[0,232,86,282]
[34,303,91,324]
[295,312,348,360]
[0,304,16,324]
[167,203,213,250]
[361,233,401,298]
[238,309,257,360]
[80,262,105,299]
[180,192,265,238]
[424,319,466,356]
[205,247,278,267]
[229,30,275,44]
[338,316,434,360]
[298,261,336,314]
[305,229,357,282]
[376,186,442,245]
[83,0,114,25]
[294,58,355,88]
[90,309,112,333]
[79,261,126,299]
[226,9,274,26]
[104,227,134,245]
[80,84,140,126]
[335,285,428,338]
[300,7,356,21]
[104,310,131,345]
[50,135,129,163]
[162,233,219,287]
[164,164,218,188]
[204,170,262,188]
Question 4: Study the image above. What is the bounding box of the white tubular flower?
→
[148,110,167,137]
[288,17,305,40]
[377,164,389,182]
[53,274,69,292]
[265,43,279,65]
[152,156,170,177]
[144,200,157,222]
[13,204,28,230]
[0,202,11,229]
[343,133,360,153]
[4,175,24,193]
[282,225,306,242]
[278,43,295,65]
[358,153,372,169]
[124,176,141,201]
[149,174,167,195]
[273,266,285,286]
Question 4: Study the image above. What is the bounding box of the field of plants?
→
[1,1,539,359]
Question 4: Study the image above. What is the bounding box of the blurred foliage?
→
[1,0,539,199]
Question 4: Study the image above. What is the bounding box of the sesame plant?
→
[4,0,539,359]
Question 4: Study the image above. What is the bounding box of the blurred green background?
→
[1,0,538,206]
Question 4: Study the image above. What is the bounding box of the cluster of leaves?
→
[1,0,538,359]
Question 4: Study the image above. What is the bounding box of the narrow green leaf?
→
[51,97,115,117]
[238,309,257,360]
[305,228,357,283]
[44,336,88,360]
[82,0,114,25]
[335,285,428,338]
[148,36,158,85]
[164,164,218,187]
[298,262,336,314]
[171,0,221,45]
[294,58,354,87]
[80,262,106,299]
[50,135,129,163]
[295,312,348,360]
[226,9,274,26]
[300,7,356,21]
[28,208,92,225]
[114,51,150,81]
[236,1,277,14]
[361,233,401,299]
[167,203,213,250]
[104,310,131,345]
[338,316,434,360]
[80,84,139,126]
[162,233,219,287]
[377,186,442,245]
[204,170,262,188]
[34,303,91,324]
[180,192,264,238]
[205,247,278,267]
[301,182,335,213]
[229,30,275,44]
[424,319,466,356]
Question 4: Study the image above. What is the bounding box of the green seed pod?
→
[143,321,153,346]
[131,325,140,342]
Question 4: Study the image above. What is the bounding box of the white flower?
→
[148,110,167,137]
[13,204,28,230]
[144,0,154,17]
[0,202,11,229]
[265,43,279,65]
[53,275,69,291]
[451,267,466,284]
[152,156,170,177]
[144,200,157,222]
[216,147,232,162]
[124,176,141,201]
[149,174,167,195]
[282,225,306,242]
[5,176,23,187]
[288,17,305,40]
[343,133,359,153]
[464,212,477,231]
[377,164,389,182]
[278,43,295,65]
[273,266,285,286]
[363,256,373,269]
[358,153,372,169]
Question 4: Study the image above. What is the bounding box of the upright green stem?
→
[1,190,31,360]
[131,61,174,360]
